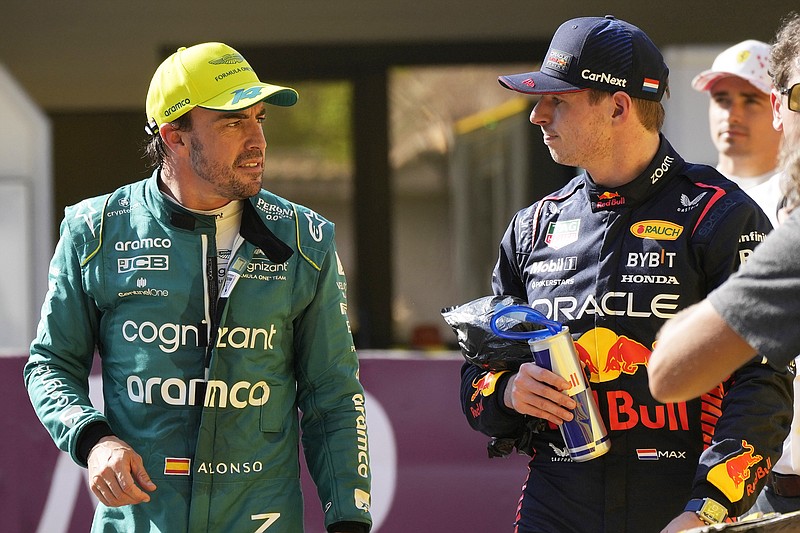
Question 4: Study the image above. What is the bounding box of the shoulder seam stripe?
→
[691,183,726,237]
[80,195,112,267]
[293,205,321,271]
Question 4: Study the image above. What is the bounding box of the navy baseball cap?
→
[499,15,669,102]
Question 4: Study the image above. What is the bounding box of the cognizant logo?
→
[122,320,277,353]
[126,375,270,408]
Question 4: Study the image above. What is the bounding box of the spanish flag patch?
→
[164,457,191,476]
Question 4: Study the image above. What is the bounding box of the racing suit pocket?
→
[259,382,286,432]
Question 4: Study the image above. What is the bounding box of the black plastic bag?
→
[441,295,544,372]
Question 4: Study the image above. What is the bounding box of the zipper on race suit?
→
[200,234,246,380]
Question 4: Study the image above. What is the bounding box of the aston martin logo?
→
[209,53,245,65]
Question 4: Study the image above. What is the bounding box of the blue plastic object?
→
[489,304,561,340]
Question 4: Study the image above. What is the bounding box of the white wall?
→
[662,44,730,168]
[0,64,52,356]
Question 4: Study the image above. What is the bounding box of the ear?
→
[159,123,189,155]
[610,91,632,120]
[771,89,784,132]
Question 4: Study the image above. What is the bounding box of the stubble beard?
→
[190,137,263,200]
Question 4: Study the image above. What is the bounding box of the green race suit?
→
[24,171,372,532]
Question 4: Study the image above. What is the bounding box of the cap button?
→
[604,15,616,20]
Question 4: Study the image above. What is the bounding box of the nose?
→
[247,119,267,151]
[530,98,551,126]
[726,100,744,125]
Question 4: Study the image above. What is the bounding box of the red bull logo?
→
[572,328,690,432]
[725,443,762,487]
[547,54,569,68]
[574,328,652,383]
[607,390,689,431]
[595,191,626,209]
[470,371,507,402]
[544,49,572,74]
[708,440,769,502]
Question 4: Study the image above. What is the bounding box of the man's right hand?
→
[504,362,577,425]
[88,436,157,507]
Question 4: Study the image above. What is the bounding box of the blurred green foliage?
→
[264,80,352,164]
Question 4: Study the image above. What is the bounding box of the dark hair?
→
[770,11,800,89]
[143,112,193,168]
[586,86,668,132]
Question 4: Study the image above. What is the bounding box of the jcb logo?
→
[118,255,169,273]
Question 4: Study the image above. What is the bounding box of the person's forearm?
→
[649,300,756,402]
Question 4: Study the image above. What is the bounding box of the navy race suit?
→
[460,137,792,533]
[25,171,371,532]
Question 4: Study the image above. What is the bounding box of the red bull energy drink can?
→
[530,326,610,461]
[491,304,610,462]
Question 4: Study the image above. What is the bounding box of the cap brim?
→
[498,71,586,95]
[199,81,298,110]
[691,70,771,95]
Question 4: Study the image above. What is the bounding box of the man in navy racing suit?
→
[459,16,792,533]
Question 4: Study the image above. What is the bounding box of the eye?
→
[711,95,730,106]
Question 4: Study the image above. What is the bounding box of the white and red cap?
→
[691,39,772,95]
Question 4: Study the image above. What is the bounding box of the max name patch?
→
[630,220,683,240]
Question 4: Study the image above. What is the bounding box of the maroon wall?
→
[4,354,529,532]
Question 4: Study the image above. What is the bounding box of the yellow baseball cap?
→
[145,42,298,134]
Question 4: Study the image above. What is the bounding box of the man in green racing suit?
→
[24,42,372,533]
